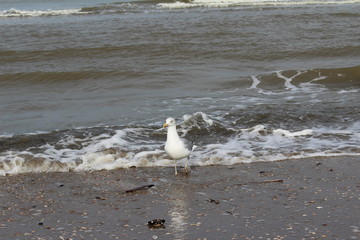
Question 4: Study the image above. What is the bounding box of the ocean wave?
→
[80,2,144,14]
[1,0,359,18]
[0,71,119,84]
[1,64,358,87]
[158,0,360,9]
[0,8,89,18]
[1,112,359,176]
[0,2,148,18]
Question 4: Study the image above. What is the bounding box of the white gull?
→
[163,117,194,175]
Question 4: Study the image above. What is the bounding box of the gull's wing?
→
[180,137,194,152]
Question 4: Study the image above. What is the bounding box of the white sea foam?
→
[337,89,360,94]
[190,124,360,166]
[0,134,13,138]
[247,69,332,99]
[250,75,261,89]
[0,8,87,17]
[158,0,360,9]
[0,112,359,176]
[184,112,214,126]
[276,71,302,90]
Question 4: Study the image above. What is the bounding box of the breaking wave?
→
[1,112,359,176]
[158,0,360,9]
[0,8,88,18]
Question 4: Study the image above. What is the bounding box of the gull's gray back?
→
[180,137,193,152]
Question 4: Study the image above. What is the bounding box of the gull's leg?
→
[184,156,190,172]
[174,160,178,175]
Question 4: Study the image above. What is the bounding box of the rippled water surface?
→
[0,0,359,175]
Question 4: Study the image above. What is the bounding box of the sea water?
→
[0,0,359,175]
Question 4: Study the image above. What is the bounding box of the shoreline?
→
[1,156,359,239]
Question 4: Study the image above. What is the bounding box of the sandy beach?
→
[2,1,359,239]
[1,156,359,240]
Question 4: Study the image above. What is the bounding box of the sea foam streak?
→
[158,0,360,9]
[0,8,87,17]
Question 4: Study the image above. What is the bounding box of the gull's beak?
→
[163,123,168,128]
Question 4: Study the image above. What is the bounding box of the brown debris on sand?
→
[125,184,155,193]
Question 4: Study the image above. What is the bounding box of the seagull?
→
[163,117,194,175]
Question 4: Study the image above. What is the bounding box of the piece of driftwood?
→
[95,196,107,200]
[237,179,284,186]
[259,179,284,183]
[125,184,155,193]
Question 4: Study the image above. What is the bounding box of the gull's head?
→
[163,117,176,128]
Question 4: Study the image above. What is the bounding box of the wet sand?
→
[1,156,359,240]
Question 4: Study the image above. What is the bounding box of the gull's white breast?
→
[165,138,191,160]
